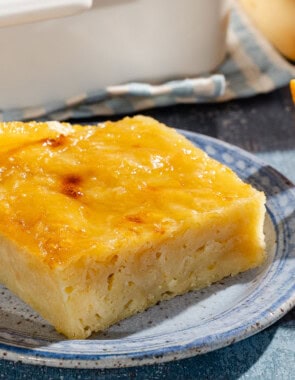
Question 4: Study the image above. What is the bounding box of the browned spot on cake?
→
[2,135,67,157]
[125,215,144,224]
[62,175,83,199]
[42,134,67,148]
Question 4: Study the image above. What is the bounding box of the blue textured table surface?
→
[0,85,294,379]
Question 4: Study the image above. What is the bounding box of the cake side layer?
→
[0,234,69,333]
[0,193,265,339]
[60,195,265,339]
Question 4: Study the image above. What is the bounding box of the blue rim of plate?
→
[0,130,294,369]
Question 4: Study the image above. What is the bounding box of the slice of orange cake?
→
[0,116,266,339]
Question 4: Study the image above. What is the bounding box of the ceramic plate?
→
[0,131,294,369]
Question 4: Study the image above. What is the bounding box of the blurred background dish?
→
[238,0,295,61]
[0,0,229,110]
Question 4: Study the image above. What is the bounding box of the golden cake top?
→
[0,116,261,268]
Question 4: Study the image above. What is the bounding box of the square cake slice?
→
[0,116,266,339]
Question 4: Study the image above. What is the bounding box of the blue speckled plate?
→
[0,130,294,369]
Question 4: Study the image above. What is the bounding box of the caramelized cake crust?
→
[0,116,266,338]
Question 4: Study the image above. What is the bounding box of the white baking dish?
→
[0,0,229,110]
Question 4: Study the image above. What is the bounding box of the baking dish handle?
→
[0,0,93,28]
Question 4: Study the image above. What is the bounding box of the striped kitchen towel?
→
[1,3,295,121]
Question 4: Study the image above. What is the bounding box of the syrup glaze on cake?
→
[0,116,266,338]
